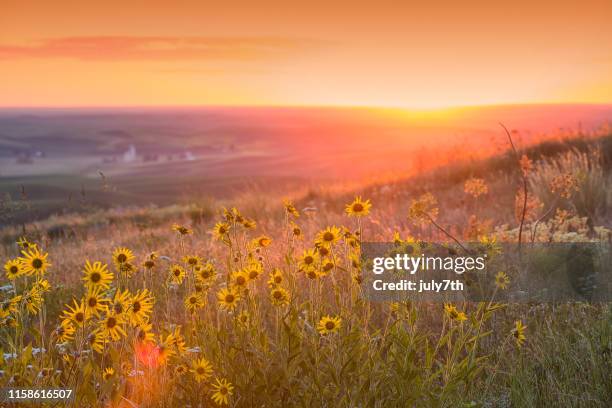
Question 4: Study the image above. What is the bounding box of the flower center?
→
[32,258,43,269]
[325,321,335,330]
[91,272,101,283]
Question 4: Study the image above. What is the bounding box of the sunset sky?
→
[1,0,611,108]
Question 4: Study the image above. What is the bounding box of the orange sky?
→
[1,0,611,108]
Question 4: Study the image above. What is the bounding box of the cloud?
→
[0,36,323,61]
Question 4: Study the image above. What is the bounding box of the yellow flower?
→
[303,268,321,280]
[184,293,204,313]
[317,315,342,335]
[183,255,202,268]
[99,311,126,341]
[169,264,186,285]
[345,196,372,217]
[128,289,155,326]
[299,248,319,271]
[87,331,107,354]
[245,262,263,281]
[283,199,300,217]
[211,377,234,406]
[289,222,303,239]
[195,262,216,283]
[1,295,21,318]
[319,257,336,276]
[217,288,240,312]
[315,226,342,247]
[62,299,88,326]
[267,269,284,288]
[512,320,527,347]
[34,278,51,293]
[84,286,107,318]
[134,321,155,344]
[231,270,249,290]
[270,287,290,306]
[212,222,231,241]
[191,357,213,383]
[54,320,76,343]
[112,247,134,268]
[393,232,403,245]
[236,310,250,328]
[23,287,44,315]
[172,223,193,235]
[82,260,113,290]
[444,303,467,322]
[103,367,115,381]
[252,235,272,248]
[19,247,51,276]
[17,237,37,250]
[174,363,189,377]
[495,271,510,290]
[242,218,257,229]
[109,288,131,315]
[4,259,23,280]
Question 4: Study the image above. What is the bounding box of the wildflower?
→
[128,289,155,326]
[444,303,467,322]
[270,287,290,306]
[134,321,155,344]
[174,364,189,377]
[99,311,126,341]
[245,262,263,281]
[17,237,37,250]
[408,193,438,222]
[183,255,202,268]
[109,288,131,315]
[172,223,193,235]
[103,367,115,381]
[87,331,107,354]
[62,299,88,326]
[290,222,303,239]
[345,196,372,217]
[315,226,342,247]
[54,320,76,343]
[84,286,107,318]
[19,247,51,276]
[303,268,321,280]
[23,288,44,315]
[512,320,527,347]
[168,326,188,354]
[252,235,272,248]
[112,247,135,269]
[217,288,240,311]
[242,218,257,229]
[195,262,216,283]
[191,357,213,383]
[1,295,21,318]
[184,293,204,313]
[495,271,510,290]
[283,199,300,217]
[267,269,284,288]
[34,278,51,293]
[317,315,342,335]
[236,310,250,328]
[169,264,186,285]
[212,222,231,241]
[393,232,403,245]
[231,270,249,290]
[299,248,319,271]
[320,257,336,276]
[157,336,177,365]
[211,377,234,406]
[515,190,543,223]
[4,259,23,280]
[82,260,113,290]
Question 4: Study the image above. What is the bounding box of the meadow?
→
[1,109,612,407]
